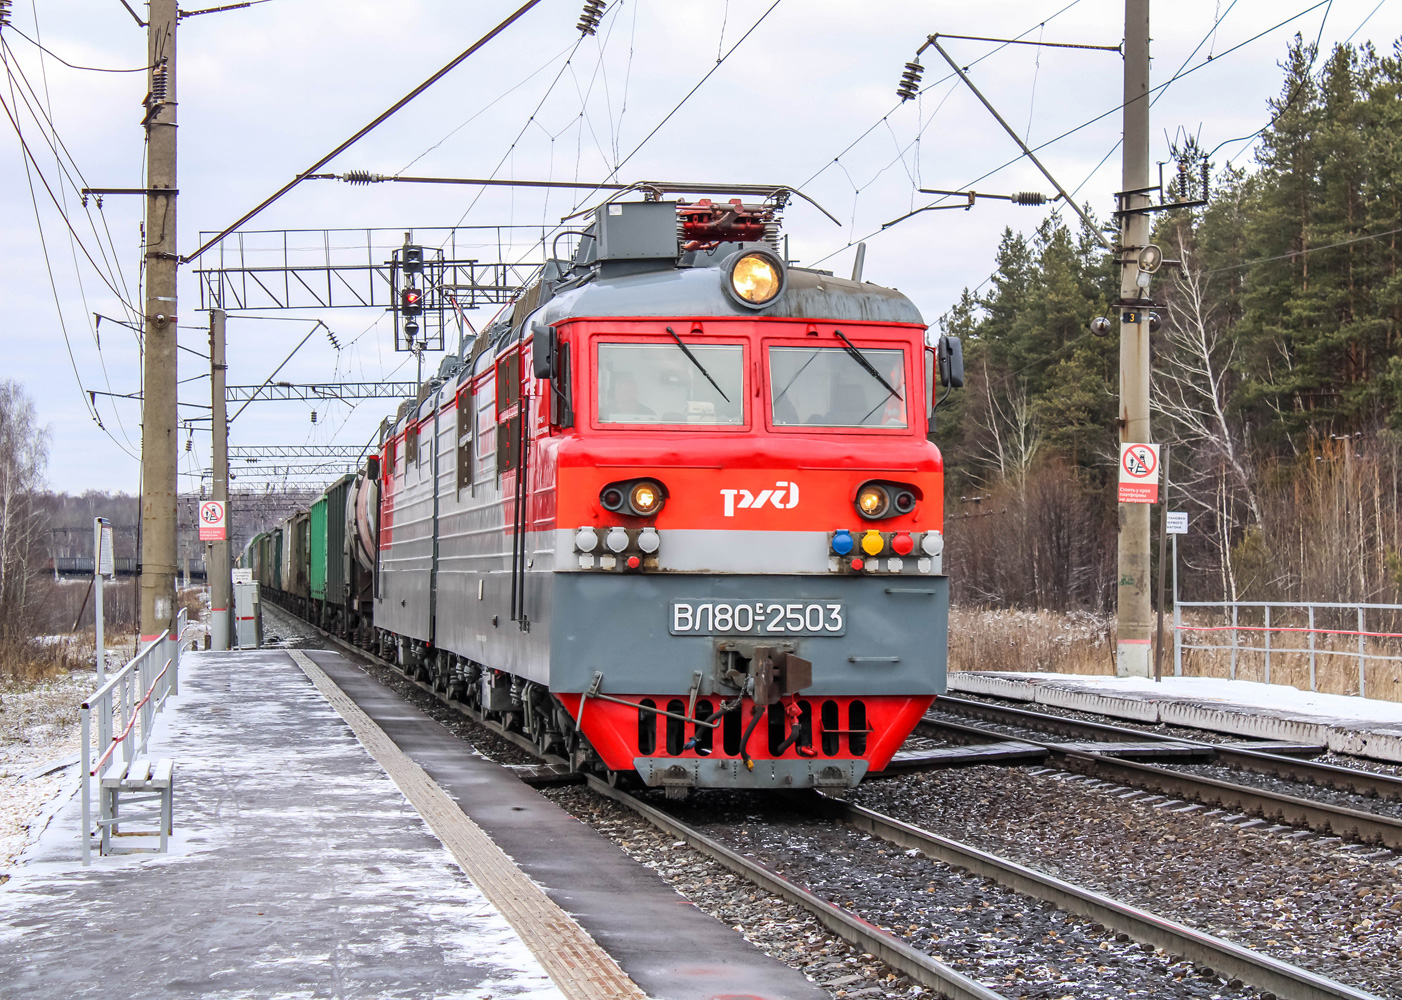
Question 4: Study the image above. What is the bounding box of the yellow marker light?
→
[731,253,781,305]
[630,481,662,515]
[861,530,885,556]
[856,485,890,519]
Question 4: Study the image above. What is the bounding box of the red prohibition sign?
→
[1122,445,1157,479]
[200,501,223,523]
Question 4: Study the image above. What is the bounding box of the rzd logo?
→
[721,482,799,517]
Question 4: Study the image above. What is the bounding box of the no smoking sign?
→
[1118,443,1161,503]
[199,499,227,541]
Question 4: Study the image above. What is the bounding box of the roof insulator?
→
[896,61,923,102]
[576,0,605,35]
[1012,191,1048,206]
[342,170,384,185]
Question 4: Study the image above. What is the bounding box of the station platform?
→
[0,648,826,1000]
[948,670,1402,762]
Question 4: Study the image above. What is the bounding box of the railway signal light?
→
[401,286,423,316]
[402,244,423,276]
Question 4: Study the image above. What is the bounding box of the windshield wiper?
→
[834,329,902,401]
[665,326,730,402]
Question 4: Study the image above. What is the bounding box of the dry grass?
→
[950,604,1402,704]
[949,606,1116,676]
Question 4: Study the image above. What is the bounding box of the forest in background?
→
[937,36,1402,613]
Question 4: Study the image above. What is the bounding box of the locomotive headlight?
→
[722,248,786,309]
[630,481,662,515]
[856,485,890,520]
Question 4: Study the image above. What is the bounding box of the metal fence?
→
[79,609,194,865]
[1173,600,1402,697]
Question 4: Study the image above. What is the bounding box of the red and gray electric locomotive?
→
[365,191,962,791]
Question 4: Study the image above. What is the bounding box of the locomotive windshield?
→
[597,342,745,425]
[769,346,908,428]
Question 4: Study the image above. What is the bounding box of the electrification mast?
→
[1116,0,1153,677]
[139,0,179,648]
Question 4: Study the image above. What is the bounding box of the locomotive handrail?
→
[577,671,722,730]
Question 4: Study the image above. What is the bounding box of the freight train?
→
[240,191,964,792]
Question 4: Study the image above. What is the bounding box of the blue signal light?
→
[831,530,854,556]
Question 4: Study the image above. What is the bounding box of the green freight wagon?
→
[309,493,329,615]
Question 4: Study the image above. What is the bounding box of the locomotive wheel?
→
[605,769,641,790]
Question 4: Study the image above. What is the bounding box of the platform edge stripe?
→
[286,650,650,1000]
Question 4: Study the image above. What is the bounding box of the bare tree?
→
[1154,237,1267,598]
[0,380,51,645]
[975,357,1042,492]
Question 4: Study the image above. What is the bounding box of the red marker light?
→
[892,531,914,556]
[626,555,641,570]
[850,557,865,572]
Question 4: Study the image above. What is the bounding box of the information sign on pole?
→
[1118,443,1161,503]
[1166,511,1188,534]
[231,568,253,585]
[96,523,115,577]
[198,499,227,541]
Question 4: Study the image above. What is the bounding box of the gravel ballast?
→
[854,765,1402,995]
[659,792,1271,1000]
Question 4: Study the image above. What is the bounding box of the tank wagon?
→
[259,192,965,792]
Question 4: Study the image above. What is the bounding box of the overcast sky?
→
[3,0,1399,496]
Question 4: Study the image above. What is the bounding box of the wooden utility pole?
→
[209,308,230,650]
[1117,0,1153,677]
[139,0,178,647]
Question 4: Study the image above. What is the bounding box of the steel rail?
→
[286,608,1383,1000]
[919,715,1402,848]
[585,777,1008,1000]
[823,796,1385,1000]
[936,695,1402,801]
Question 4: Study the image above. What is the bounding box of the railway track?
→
[289,615,1385,1000]
[921,696,1402,849]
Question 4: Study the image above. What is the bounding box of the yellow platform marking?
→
[288,649,649,1000]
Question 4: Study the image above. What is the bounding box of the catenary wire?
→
[807,0,1337,267]
[22,10,140,451]
[5,25,152,72]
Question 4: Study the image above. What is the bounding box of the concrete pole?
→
[139,0,179,651]
[209,308,231,650]
[1117,0,1153,677]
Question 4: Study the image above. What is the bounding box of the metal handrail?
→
[80,607,189,865]
[1172,599,1402,696]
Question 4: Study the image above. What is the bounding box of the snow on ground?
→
[958,671,1402,727]
[0,650,566,999]
[0,670,94,874]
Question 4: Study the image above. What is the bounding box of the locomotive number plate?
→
[669,601,845,636]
